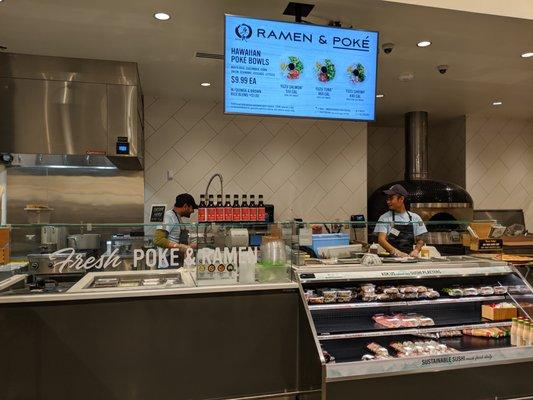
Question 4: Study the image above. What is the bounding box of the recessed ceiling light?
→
[376,94,384,98]
[154,12,170,21]
[492,101,503,106]
[521,52,533,58]
[200,82,211,87]
[417,40,431,48]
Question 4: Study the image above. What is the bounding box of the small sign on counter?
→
[150,204,166,223]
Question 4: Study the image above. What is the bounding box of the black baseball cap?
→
[383,184,409,197]
[175,193,198,209]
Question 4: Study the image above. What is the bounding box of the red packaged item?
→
[207,194,216,222]
[197,194,207,223]
[224,194,232,222]
[232,195,241,221]
[215,194,224,222]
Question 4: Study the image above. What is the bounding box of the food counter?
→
[294,257,533,399]
[1,221,533,399]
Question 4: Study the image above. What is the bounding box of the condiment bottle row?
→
[197,194,266,223]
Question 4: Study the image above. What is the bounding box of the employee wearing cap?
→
[154,193,198,260]
[374,184,427,258]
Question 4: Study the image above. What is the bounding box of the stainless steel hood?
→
[0,53,144,170]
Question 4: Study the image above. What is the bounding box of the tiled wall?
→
[367,118,466,197]
[143,97,368,222]
[466,115,533,229]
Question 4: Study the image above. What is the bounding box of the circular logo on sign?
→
[235,24,252,41]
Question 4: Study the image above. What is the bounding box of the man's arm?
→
[153,229,189,251]
[377,232,408,257]
[410,235,426,256]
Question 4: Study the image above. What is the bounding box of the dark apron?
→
[166,211,189,268]
[386,211,416,254]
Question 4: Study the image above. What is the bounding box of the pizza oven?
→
[368,111,473,252]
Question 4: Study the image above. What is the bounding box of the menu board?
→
[224,15,379,121]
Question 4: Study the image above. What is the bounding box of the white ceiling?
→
[1,0,532,124]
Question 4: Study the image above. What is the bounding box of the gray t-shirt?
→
[157,210,182,243]
[373,211,428,237]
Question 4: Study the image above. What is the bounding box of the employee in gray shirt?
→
[154,193,198,254]
[373,184,427,257]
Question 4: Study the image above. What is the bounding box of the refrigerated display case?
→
[295,257,533,399]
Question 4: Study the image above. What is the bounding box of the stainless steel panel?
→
[106,84,144,170]
[404,111,429,180]
[107,84,139,156]
[0,52,139,85]
[0,78,108,154]
[6,167,143,224]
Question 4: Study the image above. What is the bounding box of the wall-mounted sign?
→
[224,15,379,121]
[150,204,166,223]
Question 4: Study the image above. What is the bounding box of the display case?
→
[295,258,533,385]
[0,221,293,301]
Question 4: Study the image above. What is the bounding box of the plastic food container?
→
[311,233,349,255]
[308,296,325,304]
[322,290,337,303]
[337,290,352,302]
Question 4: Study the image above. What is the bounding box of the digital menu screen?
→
[224,15,379,121]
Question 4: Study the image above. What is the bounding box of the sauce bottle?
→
[216,194,224,222]
[249,195,257,221]
[232,195,241,222]
[198,194,207,223]
[257,195,265,222]
[224,194,233,222]
[241,194,250,221]
[207,194,216,222]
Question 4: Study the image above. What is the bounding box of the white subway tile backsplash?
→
[150,180,186,208]
[261,118,289,136]
[316,182,352,219]
[262,124,300,163]
[173,150,216,191]
[233,115,262,133]
[204,122,246,162]
[342,131,366,166]
[234,152,273,192]
[145,148,186,191]
[341,121,366,138]
[174,120,217,161]
[500,136,528,170]
[233,123,273,163]
[466,115,533,229]
[204,103,234,132]
[289,118,317,136]
[144,99,367,221]
[269,180,298,215]
[207,151,246,182]
[145,98,185,130]
[173,100,216,131]
[501,161,528,194]
[317,126,351,165]
[145,117,187,160]
[289,125,327,164]
[290,155,327,192]
[316,119,341,136]
[342,157,367,191]
[317,155,351,192]
[262,153,300,192]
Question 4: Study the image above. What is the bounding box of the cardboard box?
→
[0,227,10,265]
[482,304,517,321]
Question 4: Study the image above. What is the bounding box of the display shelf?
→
[308,295,507,310]
[321,333,513,364]
[318,321,511,340]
